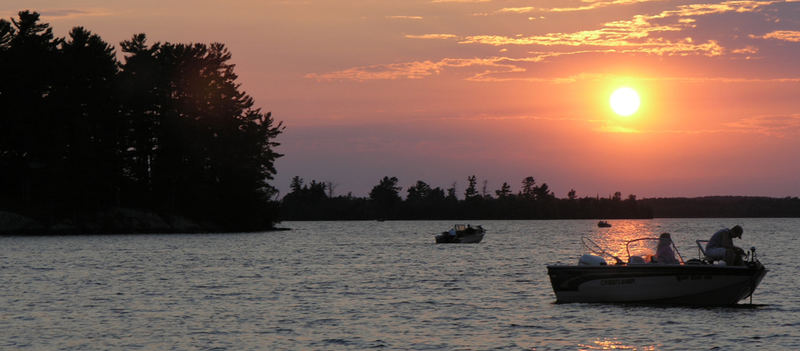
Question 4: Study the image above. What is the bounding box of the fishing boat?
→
[546,236,767,306]
[597,220,612,228]
[435,224,485,243]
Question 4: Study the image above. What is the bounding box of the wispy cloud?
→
[600,113,800,136]
[309,0,797,82]
[725,114,800,137]
[431,0,492,2]
[496,7,535,14]
[751,30,800,42]
[306,53,800,82]
[305,57,526,81]
[1,8,113,20]
[459,0,786,53]
[458,15,724,57]
[39,8,113,19]
[386,15,424,20]
[507,0,665,14]
[405,34,458,40]
[600,125,642,133]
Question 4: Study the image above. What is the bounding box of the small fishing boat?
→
[435,224,485,243]
[597,220,611,228]
[546,236,767,306]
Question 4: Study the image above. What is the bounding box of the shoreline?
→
[0,209,287,236]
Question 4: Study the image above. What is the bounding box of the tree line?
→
[640,196,800,218]
[0,11,283,230]
[280,175,653,220]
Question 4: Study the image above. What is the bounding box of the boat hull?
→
[547,264,766,306]
[435,231,484,243]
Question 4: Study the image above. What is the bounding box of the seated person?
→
[655,233,679,264]
[705,225,744,265]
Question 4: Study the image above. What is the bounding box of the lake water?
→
[1,218,798,350]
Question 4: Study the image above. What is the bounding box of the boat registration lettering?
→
[600,278,635,286]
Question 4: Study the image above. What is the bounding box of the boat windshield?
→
[625,238,684,264]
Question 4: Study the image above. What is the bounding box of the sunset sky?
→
[4,1,800,198]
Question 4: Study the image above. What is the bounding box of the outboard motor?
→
[578,254,607,266]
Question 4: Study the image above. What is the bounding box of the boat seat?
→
[628,256,646,264]
[695,240,717,263]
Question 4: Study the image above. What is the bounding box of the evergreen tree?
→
[521,176,536,199]
[370,176,402,218]
[568,189,577,200]
[54,27,121,211]
[464,175,479,200]
[495,182,512,198]
[0,11,60,212]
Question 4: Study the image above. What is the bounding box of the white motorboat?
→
[546,236,767,306]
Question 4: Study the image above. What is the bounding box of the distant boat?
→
[597,220,611,227]
[435,224,485,244]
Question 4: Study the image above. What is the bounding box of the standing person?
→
[655,233,679,264]
[705,225,744,265]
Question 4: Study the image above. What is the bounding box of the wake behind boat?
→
[435,224,485,243]
[546,236,767,306]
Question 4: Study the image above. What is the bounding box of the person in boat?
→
[655,233,679,264]
[448,227,457,237]
[705,225,744,265]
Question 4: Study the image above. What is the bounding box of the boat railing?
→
[581,236,624,265]
[625,237,685,264]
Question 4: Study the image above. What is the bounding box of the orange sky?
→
[4,1,800,198]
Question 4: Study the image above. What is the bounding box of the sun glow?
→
[610,87,641,117]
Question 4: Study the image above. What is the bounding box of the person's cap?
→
[731,225,743,237]
[659,232,671,239]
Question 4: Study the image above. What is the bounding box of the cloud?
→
[307,53,800,82]
[600,113,800,136]
[546,0,664,13]
[404,34,458,40]
[599,125,642,133]
[496,7,536,14]
[386,15,424,20]
[725,114,800,137]
[457,1,789,53]
[431,0,491,2]
[305,57,526,81]
[38,8,113,19]
[751,30,800,42]
[309,0,797,82]
[458,16,723,57]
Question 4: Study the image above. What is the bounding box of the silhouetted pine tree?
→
[0,11,61,216]
[0,13,283,230]
[53,27,121,213]
[117,35,283,229]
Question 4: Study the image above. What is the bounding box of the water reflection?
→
[578,338,657,350]
[587,220,660,264]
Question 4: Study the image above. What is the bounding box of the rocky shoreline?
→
[0,208,267,235]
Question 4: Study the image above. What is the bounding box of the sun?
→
[609,87,640,117]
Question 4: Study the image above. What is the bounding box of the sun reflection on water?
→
[578,338,658,350]
[586,220,660,263]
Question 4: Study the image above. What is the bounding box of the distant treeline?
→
[0,11,283,231]
[281,176,654,220]
[641,196,800,218]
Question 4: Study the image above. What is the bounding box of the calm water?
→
[1,219,798,350]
